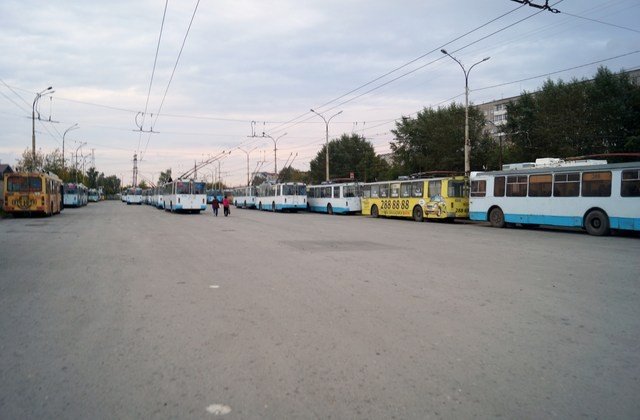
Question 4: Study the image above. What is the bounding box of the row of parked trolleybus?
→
[119,159,639,236]
[43,158,633,236]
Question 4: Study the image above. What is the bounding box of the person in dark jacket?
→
[212,197,220,217]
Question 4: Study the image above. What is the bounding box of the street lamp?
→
[441,49,490,176]
[31,86,54,171]
[263,132,287,175]
[74,142,87,183]
[238,146,257,186]
[62,123,79,171]
[310,109,343,181]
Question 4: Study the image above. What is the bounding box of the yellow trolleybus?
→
[3,172,63,216]
[361,175,468,222]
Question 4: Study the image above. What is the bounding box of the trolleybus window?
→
[390,183,400,198]
[379,184,389,198]
[428,180,441,199]
[333,186,340,198]
[344,185,358,198]
[370,185,379,198]
[494,176,505,197]
[582,171,611,197]
[528,174,552,197]
[471,180,486,197]
[7,176,43,192]
[412,182,423,198]
[506,175,527,197]
[448,180,465,197]
[553,173,580,197]
[400,183,411,198]
[621,169,640,197]
[176,182,190,194]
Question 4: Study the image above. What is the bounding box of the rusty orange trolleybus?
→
[3,172,63,216]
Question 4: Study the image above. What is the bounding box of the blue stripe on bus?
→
[472,212,640,231]
[610,217,640,231]
[308,205,351,214]
[469,211,487,221]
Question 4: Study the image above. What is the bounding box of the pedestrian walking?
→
[222,195,230,217]
[212,197,220,217]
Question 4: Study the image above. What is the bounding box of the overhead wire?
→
[137,0,170,155]
[140,0,201,162]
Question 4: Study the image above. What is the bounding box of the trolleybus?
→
[256,182,306,212]
[469,159,640,236]
[63,183,88,207]
[3,172,63,216]
[361,175,468,222]
[162,179,207,213]
[307,181,362,214]
[233,186,257,208]
[126,187,143,205]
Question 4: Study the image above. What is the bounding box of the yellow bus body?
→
[3,172,63,216]
[361,176,469,221]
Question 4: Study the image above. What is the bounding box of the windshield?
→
[8,176,42,193]
[176,182,190,194]
[193,182,206,194]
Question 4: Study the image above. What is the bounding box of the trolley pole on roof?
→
[310,109,343,182]
[441,50,490,176]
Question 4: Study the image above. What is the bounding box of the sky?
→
[1,0,639,187]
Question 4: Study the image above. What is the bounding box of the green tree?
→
[308,133,387,183]
[15,148,45,172]
[505,66,640,161]
[85,167,99,188]
[390,103,489,175]
[158,169,172,184]
[278,167,309,183]
[138,180,149,189]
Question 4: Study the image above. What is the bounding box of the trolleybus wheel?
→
[585,210,610,236]
[327,203,333,215]
[371,205,379,218]
[489,207,505,228]
[412,205,423,222]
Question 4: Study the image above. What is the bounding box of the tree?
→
[504,66,640,161]
[308,133,387,183]
[15,148,45,172]
[138,180,149,189]
[85,167,99,188]
[278,167,309,183]
[158,169,172,184]
[390,103,489,175]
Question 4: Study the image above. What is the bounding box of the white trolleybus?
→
[162,179,207,213]
[126,187,143,205]
[233,186,257,209]
[256,182,307,212]
[469,158,640,236]
[306,181,362,214]
[63,183,88,207]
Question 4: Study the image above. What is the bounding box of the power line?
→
[265,3,529,136]
[137,0,170,154]
[560,10,640,34]
[141,0,201,162]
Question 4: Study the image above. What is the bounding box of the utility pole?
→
[132,153,138,188]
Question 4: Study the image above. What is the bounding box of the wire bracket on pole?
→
[134,112,159,133]
[510,0,560,13]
